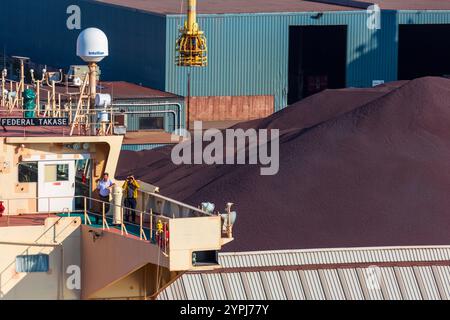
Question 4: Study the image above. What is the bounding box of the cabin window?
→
[44,164,69,182]
[16,254,49,273]
[139,117,164,130]
[192,250,219,266]
[18,162,38,183]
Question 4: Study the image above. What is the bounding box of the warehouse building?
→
[2,0,450,124]
[91,81,184,151]
[158,246,450,300]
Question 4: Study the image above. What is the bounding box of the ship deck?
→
[0,125,179,142]
[0,115,181,143]
[0,125,71,137]
[0,213,151,242]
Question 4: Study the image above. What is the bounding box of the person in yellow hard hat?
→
[122,175,140,223]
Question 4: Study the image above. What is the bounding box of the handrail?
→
[1,76,115,137]
[1,77,72,116]
[0,194,203,256]
[1,78,73,99]
[1,192,212,220]
[2,195,171,219]
[145,191,210,217]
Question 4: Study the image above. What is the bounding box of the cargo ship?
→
[0,27,235,300]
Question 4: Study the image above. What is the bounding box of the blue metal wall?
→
[0,0,167,90]
[398,10,450,24]
[165,10,401,111]
[164,9,449,112]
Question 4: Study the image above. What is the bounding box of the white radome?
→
[76,28,109,63]
[95,93,112,107]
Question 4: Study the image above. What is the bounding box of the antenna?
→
[71,28,111,136]
[76,28,109,100]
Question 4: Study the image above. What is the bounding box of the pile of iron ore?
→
[118,77,450,252]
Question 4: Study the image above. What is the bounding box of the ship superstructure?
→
[0,28,234,300]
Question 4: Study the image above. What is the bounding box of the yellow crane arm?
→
[187,0,197,33]
[176,0,208,67]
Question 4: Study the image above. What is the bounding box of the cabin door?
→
[38,160,76,212]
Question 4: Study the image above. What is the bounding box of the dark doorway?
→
[288,25,347,104]
[398,24,450,80]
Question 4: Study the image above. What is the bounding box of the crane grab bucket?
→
[176,0,208,67]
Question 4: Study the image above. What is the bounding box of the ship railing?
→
[1,195,172,256]
[0,108,116,137]
[136,184,213,219]
[0,107,121,137]
[1,77,116,137]
[1,77,73,117]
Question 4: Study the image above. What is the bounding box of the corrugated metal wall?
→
[165,10,400,111]
[114,98,185,132]
[398,10,450,24]
[121,143,169,151]
[218,247,450,267]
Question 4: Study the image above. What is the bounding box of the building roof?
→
[373,0,450,10]
[54,81,180,100]
[158,246,450,300]
[92,0,358,15]
[310,0,450,10]
[123,131,179,145]
[99,81,181,100]
[92,0,450,15]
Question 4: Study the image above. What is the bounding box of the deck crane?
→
[176,0,207,67]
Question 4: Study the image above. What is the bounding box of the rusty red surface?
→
[375,0,450,10]
[0,214,54,227]
[54,81,180,100]
[94,0,450,14]
[94,0,358,15]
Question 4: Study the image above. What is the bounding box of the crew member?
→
[122,175,140,223]
[96,173,115,224]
